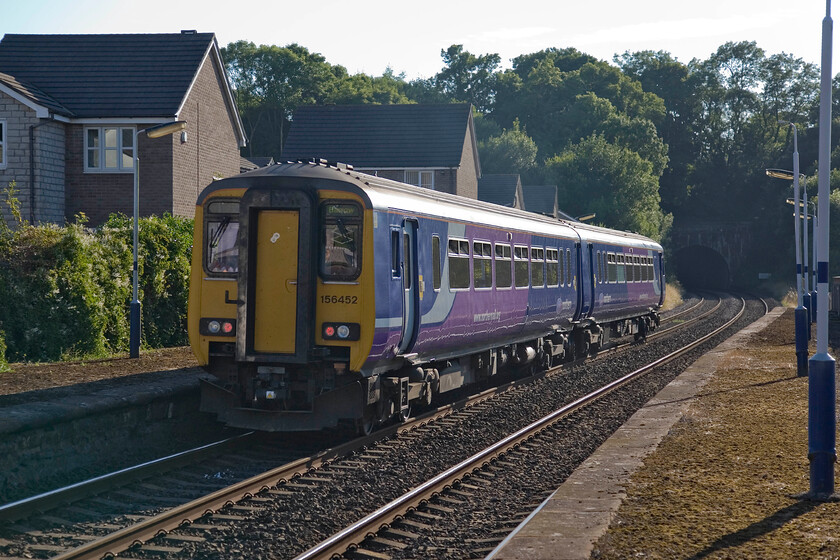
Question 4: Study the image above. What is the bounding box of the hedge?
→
[0,189,193,362]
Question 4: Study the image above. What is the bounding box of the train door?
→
[657,251,665,307]
[253,210,299,353]
[398,219,420,354]
[239,188,313,362]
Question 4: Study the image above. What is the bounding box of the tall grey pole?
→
[807,0,835,499]
[130,129,141,358]
[785,123,808,376]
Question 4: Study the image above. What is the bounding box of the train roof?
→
[200,161,662,251]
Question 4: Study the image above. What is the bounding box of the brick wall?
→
[174,52,242,218]
[0,94,66,227]
[455,126,479,200]
[65,124,174,226]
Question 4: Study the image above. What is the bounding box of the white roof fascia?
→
[0,83,52,118]
[176,37,248,148]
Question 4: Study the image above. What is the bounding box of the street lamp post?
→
[807,0,835,499]
[130,120,187,358]
[767,160,808,376]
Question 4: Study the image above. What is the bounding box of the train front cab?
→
[189,181,377,432]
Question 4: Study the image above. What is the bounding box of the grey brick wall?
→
[0,93,66,227]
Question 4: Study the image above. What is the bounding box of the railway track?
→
[0,293,748,560]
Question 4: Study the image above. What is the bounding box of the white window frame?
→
[404,169,434,189]
[0,120,6,169]
[84,126,135,173]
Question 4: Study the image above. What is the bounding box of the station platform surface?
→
[486,306,840,559]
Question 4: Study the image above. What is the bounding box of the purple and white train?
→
[188,161,664,432]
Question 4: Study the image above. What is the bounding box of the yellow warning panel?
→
[254,210,299,353]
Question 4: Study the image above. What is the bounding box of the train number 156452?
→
[320,295,358,304]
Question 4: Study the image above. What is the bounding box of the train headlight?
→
[321,322,360,341]
[200,318,236,337]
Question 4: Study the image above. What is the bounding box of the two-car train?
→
[187,161,664,433]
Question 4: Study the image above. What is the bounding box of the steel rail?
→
[293,295,752,560]
[0,432,256,522]
[40,296,735,560]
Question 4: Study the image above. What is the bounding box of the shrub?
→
[0,203,193,362]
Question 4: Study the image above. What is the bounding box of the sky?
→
[1,0,836,80]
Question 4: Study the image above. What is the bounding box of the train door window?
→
[205,199,240,275]
[432,235,442,290]
[634,256,641,282]
[391,230,401,278]
[448,238,470,290]
[320,202,362,280]
[495,243,512,289]
[648,256,654,281]
[514,245,529,288]
[531,247,545,288]
[546,248,559,287]
[474,241,492,289]
[403,233,412,289]
[603,252,609,284]
[558,247,565,286]
[565,249,572,286]
[617,254,626,283]
[596,251,603,284]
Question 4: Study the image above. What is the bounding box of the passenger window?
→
[607,253,616,283]
[495,243,512,288]
[514,246,529,288]
[448,238,470,290]
[531,248,545,287]
[432,235,442,290]
[546,249,559,287]
[474,241,492,289]
[205,199,240,275]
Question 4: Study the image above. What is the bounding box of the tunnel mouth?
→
[672,245,730,290]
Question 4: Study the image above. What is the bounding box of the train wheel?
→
[359,406,378,436]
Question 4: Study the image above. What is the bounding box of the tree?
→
[434,45,500,112]
[545,135,671,241]
[478,120,538,176]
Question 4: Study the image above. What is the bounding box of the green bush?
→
[103,213,193,348]
[0,205,193,363]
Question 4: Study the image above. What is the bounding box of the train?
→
[187,160,664,433]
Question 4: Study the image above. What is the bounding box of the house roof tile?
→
[0,71,74,116]
[522,185,558,216]
[0,33,216,118]
[281,104,473,168]
[478,174,521,206]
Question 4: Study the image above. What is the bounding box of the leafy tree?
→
[545,135,671,241]
[478,120,538,176]
[434,45,500,112]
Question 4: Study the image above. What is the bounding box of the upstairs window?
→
[0,120,5,168]
[85,126,135,172]
[405,170,434,189]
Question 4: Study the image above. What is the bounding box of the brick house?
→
[281,103,481,198]
[0,31,246,226]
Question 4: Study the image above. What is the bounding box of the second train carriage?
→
[188,161,664,432]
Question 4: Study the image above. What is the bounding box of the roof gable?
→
[522,185,558,216]
[0,32,216,119]
[281,104,473,168]
[0,71,73,117]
